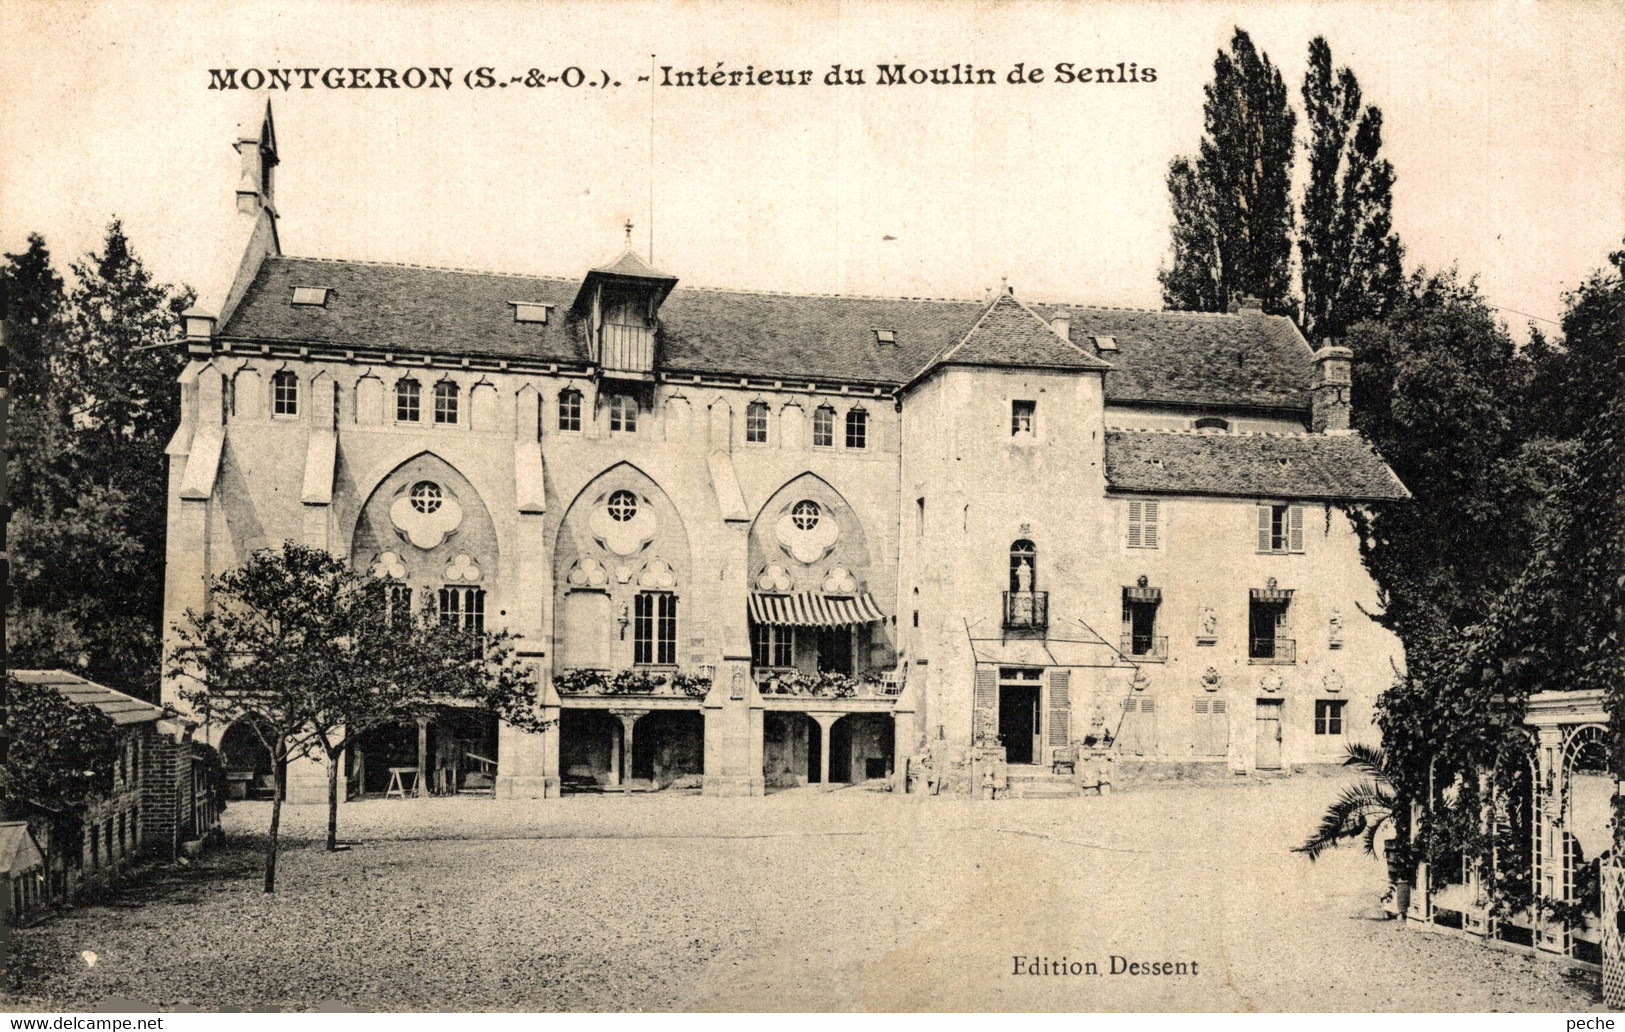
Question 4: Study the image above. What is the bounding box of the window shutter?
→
[1193,698,1209,755]
[1143,501,1159,548]
[1289,504,1304,552]
[1047,670,1071,747]
[1257,505,1271,552]
[972,669,997,741]
[1141,698,1156,755]
[1127,501,1142,548]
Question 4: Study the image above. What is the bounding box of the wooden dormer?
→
[572,248,678,381]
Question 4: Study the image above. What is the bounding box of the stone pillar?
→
[810,712,841,790]
[892,709,916,793]
[614,710,647,786]
[702,658,765,797]
[495,707,561,799]
[416,716,430,797]
[609,719,623,787]
[1535,727,1567,955]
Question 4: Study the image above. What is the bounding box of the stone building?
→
[163,104,1409,803]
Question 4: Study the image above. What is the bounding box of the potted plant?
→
[1295,743,1415,916]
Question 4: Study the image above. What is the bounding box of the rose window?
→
[410,481,443,515]
[607,490,639,523]
[791,500,821,531]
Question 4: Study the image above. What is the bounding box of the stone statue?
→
[1014,557,1033,593]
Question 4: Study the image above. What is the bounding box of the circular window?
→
[607,490,639,523]
[409,481,443,515]
[791,500,821,531]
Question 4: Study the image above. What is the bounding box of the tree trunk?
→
[265,753,286,893]
[326,746,341,851]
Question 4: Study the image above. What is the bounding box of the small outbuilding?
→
[1,822,47,926]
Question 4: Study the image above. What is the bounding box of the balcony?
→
[1249,637,1297,665]
[753,669,901,699]
[1120,634,1169,662]
[600,321,655,377]
[1003,591,1048,633]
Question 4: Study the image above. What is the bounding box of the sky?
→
[2,0,1621,336]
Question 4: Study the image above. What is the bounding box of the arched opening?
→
[630,711,705,789]
[763,712,821,788]
[559,710,622,791]
[1563,728,1611,963]
[1009,539,1037,592]
[219,716,280,800]
[828,713,894,786]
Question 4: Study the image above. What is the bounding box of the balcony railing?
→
[1003,591,1049,632]
[600,322,655,374]
[1248,637,1297,665]
[753,669,900,699]
[1120,634,1169,661]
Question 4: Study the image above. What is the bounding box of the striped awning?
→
[749,591,886,628]
[1122,585,1162,604]
[1251,586,1295,603]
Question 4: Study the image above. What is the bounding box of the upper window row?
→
[1126,502,1306,553]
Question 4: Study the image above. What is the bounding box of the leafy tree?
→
[5,222,193,699]
[172,543,550,888]
[1298,36,1404,343]
[1,675,123,863]
[1159,28,1298,316]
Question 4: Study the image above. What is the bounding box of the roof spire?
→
[624,219,635,248]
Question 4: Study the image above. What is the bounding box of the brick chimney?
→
[1311,341,1354,433]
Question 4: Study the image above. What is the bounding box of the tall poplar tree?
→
[1159,28,1298,316]
[1298,36,1404,344]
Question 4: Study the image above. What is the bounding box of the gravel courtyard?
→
[4,772,1601,1012]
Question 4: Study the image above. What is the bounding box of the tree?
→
[1159,28,1298,317]
[1298,36,1404,344]
[5,222,193,700]
[1,674,123,865]
[172,543,550,885]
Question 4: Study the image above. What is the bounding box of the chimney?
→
[1232,295,1263,315]
[1049,310,1071,340]
[1311,341,1354,433]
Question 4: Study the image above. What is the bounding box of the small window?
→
[1127,500,1159,548]
[1194,416,1230,431]
[812,405,835,448]
[845,408,868,450]
[1093,335,1118,351]
[437,586,485,632]
[791,499,821,531]
[608,393,638,433]
[272,370,299,416]
[410,481,443,515]
[745,401,769,444]
[1315,700,1346,736]
[1257,504,1304,554]
[395,378,421,422]
[1011,400,1036,437]
[634,591,678,665]
[386,585,413,628]
[607,490,639,523]
[558,388,583,432]
[513,302,550,324]
[291,286,329,307]
[433,381,460,425]
[751,623,794,669]
[874,328,896,345]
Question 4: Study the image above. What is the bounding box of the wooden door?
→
[1255,701,1282,769]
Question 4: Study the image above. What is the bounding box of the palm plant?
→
[1296,743,1401,860]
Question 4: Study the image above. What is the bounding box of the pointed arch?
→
[748,471,874,592]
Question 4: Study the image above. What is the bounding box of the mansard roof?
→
[9,670,167,726]
[1103,429,1412,502]
[221,256,1315,410]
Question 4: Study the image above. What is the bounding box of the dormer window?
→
[291,286,329,307]
[512,302,551,324]
[1093,336,1118,352]
[874,328,897,346]
[1194,416,1230,432]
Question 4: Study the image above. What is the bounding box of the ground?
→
[3,772,1602,1012]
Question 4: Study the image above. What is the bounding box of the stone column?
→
[702,658,765,797]
[891,709,916,793]
[416,715,430,797]
[810,712,841,790]
[614,710,648,787]
[1535,727,1566,955]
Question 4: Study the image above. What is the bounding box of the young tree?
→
[172,543,551,879]
[1,675,123,868]
[1159,28,1298,316]
[1298,36,1404,344]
